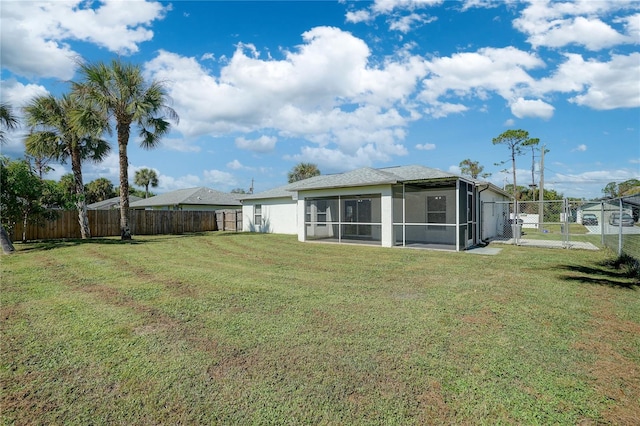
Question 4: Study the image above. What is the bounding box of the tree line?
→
[1,57,178,253]
[1,57,637,253]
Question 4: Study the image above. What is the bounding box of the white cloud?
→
[235,135,277,153]
[145,27,426,170]
[389,13,436,33]
[503,118,516,126]
[510,97,555,119]
[0,79,50,152]
[420,46,544,116]
[371,0,444,15]
[345,10,373,24]
[203,169,237,187]
[573,144,588,152]
[227,159,244,170]
[534,53,640,110]
[1,79,49,109]
[160,137,201,153]
[514,1,638,50]
[567,53,640,110]
[415,143,436,150]
[157,174,201,192]
[0,0,168,80]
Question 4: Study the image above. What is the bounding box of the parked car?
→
[609,212,635,226]
[582,213,598,226]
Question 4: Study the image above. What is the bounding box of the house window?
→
[254,204,262,225]
[427,196,446,223]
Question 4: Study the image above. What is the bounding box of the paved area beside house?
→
[465,246,502,255]
[492,238,599,250]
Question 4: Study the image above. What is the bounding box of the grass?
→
[2,232,639,424]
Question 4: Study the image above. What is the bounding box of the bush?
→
[604,253,640,281]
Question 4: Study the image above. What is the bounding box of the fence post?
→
[600,202,605,246]
[618,199,623,256]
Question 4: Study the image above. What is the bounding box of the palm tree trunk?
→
[117,121,132,240]
[71,146,91,239]
[0,224,15,254]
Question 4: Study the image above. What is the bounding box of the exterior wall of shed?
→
[479,188,510,241]
[242,198,297,234]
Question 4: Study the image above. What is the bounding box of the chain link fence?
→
[483,199,612,250]
[599,195,640,260]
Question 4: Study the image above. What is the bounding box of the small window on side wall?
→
[254,204,262,226]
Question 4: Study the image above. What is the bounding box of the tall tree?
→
[603,179,640,198]
[73,58,179,240]
[0,104,20,253]
[0,102,19,145]
[288,162,321,183]
[134,168,159,198]
[459,159,491,179]
[85,177,116,204]
[492,129,539,201]
[24,93,110,239]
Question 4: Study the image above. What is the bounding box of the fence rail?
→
[11,209,242,241]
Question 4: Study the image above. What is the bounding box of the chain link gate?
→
[482,199,597,249]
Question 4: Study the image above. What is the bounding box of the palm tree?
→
[24,93,110,239]
[1,104,19,253]
[73,58,179,240]
[288,162,321,183]
[0,102,19,145]
[0,104,19,253]
[134,168,159,198]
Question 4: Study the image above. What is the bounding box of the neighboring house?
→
[578,202,633,226]
[87,195,142,210]
[241,165,510,251]
[129,187,242,211]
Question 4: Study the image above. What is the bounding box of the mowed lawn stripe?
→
[1,233,638,424]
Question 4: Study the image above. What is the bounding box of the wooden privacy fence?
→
[12,209,243,241]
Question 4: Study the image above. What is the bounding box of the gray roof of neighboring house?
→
[239,182,299,201]
[87,195,142,210]
[129,187,241,208]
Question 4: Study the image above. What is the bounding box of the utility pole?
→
[538,145,545,232]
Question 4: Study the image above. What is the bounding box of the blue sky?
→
[1,0,639,199]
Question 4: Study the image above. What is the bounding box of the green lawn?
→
[1,233,639,424]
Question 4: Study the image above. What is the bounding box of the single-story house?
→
[240,165,510,251]
[129,187,242,211]
[87,195,142,210]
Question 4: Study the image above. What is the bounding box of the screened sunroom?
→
[305,194,382,245]
[392,180,475,250]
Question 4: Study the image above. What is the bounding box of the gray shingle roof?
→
[239,183,298,201]
[379,165,457,182]
[88,195,142,210]
[129,187,241,208]
[287,165,457,191]
[243,165,461,201]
